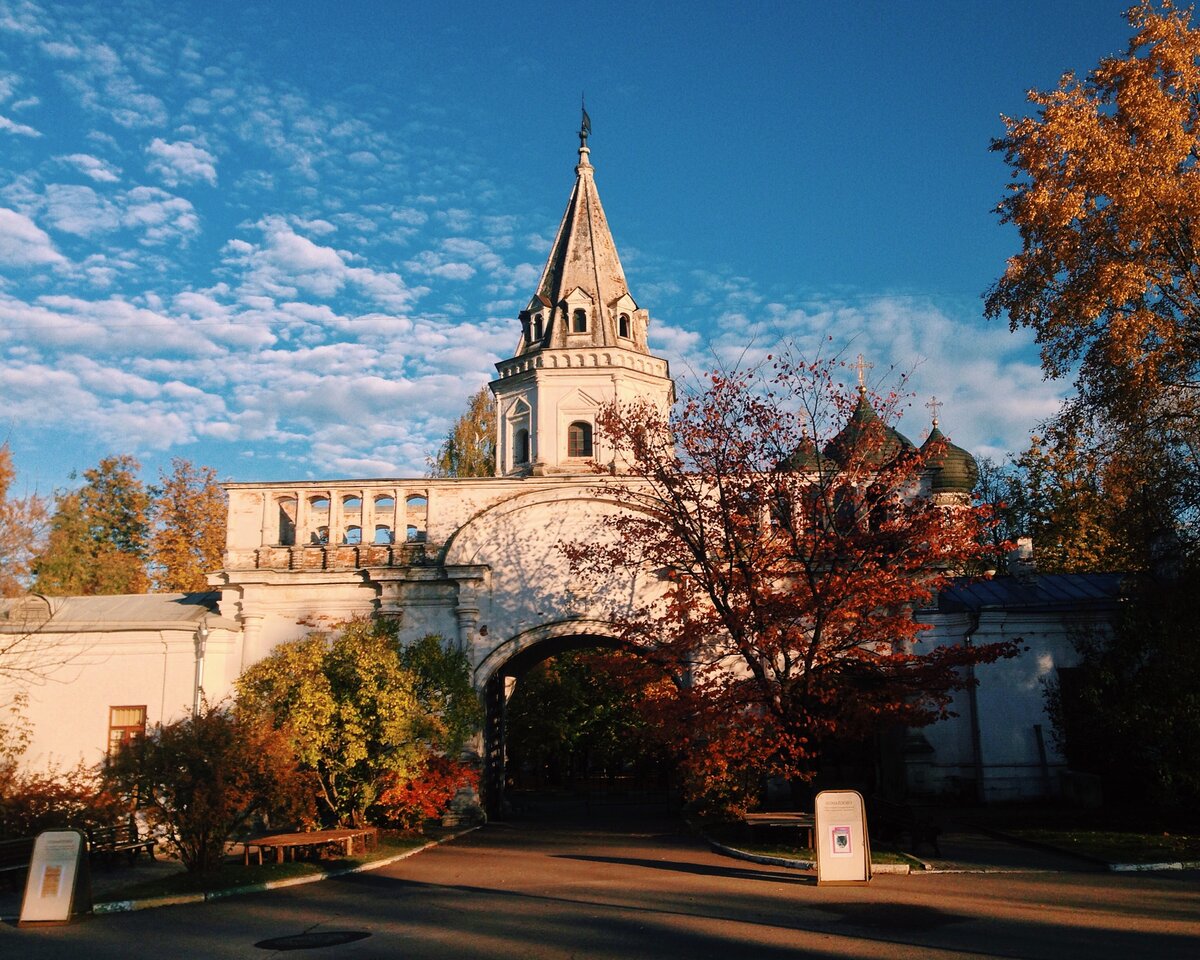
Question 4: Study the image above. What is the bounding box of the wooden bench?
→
[87,819,156,865]
[0,836,35,888]
[741,812,815,849]
[242,827,378,866]
[869,797,941,856]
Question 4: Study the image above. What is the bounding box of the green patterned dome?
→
[780,436,824,472]
[824,392,915,466]
[921,424,979,493]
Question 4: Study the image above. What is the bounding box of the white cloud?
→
[0,208,66,266]
[225,217,418,311]
[59,153,122,183]
[145,138,218,186]
[0,114,39,136]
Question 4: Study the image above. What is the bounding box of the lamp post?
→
[192,619,209,718]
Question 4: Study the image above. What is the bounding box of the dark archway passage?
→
[482,635,677,820]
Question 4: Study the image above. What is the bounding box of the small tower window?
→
[515,427,530,465]
[618,313,630,338]
[533,313,544,340]
[572,308,588,333]
[567,421,593,458]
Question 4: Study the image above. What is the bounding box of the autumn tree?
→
[148,458,227,592]
[0,444,49,597]
[991,3,1200,806]
[33,455,150,595]
[564,357,1018,815]
[986,1,1200,563]
[105,703,314,872]
[237,619,479,827]
[428,385,496,477]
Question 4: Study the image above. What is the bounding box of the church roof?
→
[921,423,979,493]
[824,391,915,466]
[534,143,631,320]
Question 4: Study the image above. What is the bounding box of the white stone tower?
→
[489,116,675,476]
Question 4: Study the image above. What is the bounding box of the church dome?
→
[824,391,915,466]
[921,423,979,493]
[779,435,824,472]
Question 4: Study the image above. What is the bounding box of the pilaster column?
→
[240,614,266,670]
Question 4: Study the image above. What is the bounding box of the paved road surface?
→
[5,816,1198,959]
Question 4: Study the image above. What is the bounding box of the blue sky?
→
[0,0,1138,495]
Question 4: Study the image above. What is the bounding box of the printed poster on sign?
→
[830,825,853,857]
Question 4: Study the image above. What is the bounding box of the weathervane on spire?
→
[579,95,591,149]
[852,353,874,392]
[926,395,943,428]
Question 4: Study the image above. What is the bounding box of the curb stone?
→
[975,825,1200,873]
[90,826,479,915]
[701,833,912,875]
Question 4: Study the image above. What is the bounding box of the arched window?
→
[567,421,593,458]
[374,524,394,544]
[343,525,362,545]
[618,313,630,338]
[406,495,428,542]
[533,313,544,340]
[515,427,530,464]
[572,308,587,333]
[308,497,330,544]
[276,497,297,546]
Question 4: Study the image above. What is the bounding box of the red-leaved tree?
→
[564,356,1019,815]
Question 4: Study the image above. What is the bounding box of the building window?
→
[108,705,146,754]
[276,498,297,546]
[406,495,428,541]
[618,313,630,338]
[567,421,593,458]
[515,428,530,465]
[374,524,394,544]
[343,525,362,544]
[572,308,588,333]
[533,313,544,340]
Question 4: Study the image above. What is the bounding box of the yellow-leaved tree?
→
[986,0,1199,568]
[149,458,227,592]
[428,385,496,478]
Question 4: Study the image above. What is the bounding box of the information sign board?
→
[814,789,871,885]
[19,829,91,926]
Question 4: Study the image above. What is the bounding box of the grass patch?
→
[101,833,435,902]
[1006,828,1200,864]
[700,821,921,867]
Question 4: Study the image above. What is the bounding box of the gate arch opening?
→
[479,627,675,820]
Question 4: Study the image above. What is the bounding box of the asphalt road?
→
[5,816,1198,959]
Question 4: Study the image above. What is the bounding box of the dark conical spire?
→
[517,122,647,355]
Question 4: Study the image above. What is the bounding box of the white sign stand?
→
[18,829,91,926]
[814,789,871,885]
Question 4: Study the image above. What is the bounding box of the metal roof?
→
[0,592,237,631]
[931,573,1127,613]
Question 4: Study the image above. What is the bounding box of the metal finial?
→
[926,395,943,428]
[852,353,874,391]
[579,96,591,147]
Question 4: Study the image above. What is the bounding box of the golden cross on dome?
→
[926,395,943,427]
[852,354,874,391]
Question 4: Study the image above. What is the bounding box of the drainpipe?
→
[964,611,984,804]
[192,618,209,718]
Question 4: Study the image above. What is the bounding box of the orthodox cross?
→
[852,353,874,390]
[926,395,943,428]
